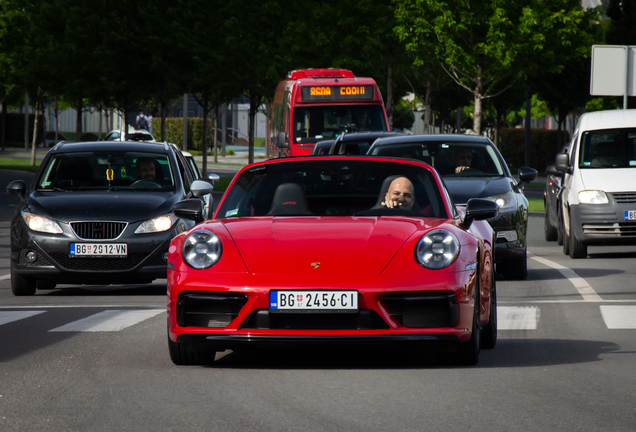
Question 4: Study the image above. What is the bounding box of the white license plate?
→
[70,243,127,257]
[625,211,636,221]
[269,291,358,312]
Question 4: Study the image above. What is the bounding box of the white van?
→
[555,109,636,258]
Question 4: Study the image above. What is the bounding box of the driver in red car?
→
[136,157,157,180]
[381,176,415,210]
[453,147,473,173]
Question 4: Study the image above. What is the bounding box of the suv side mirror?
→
[464,198,499,230]
[554,152,571,174]
[276,131,289,149]
[174,199,204,224]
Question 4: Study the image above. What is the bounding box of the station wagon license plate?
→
[269,290,358,313]
[625,211,636,221]
[70,243,127,257]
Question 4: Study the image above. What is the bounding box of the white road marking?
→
[0,274,11,281]
[600,306,636,329]
[498,306,539,330]
[0,311,45,326]
[49,309,164,332]
[529,255,603,302]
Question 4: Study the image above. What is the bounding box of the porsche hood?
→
[221,217,443,275]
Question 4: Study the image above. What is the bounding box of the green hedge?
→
[498,128,569,171]
[151,117,218,151]
[0,113,46,146]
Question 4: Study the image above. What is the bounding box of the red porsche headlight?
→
[415,229,459,269]
[182,229,223,269]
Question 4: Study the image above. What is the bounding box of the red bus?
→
[269,68,389,157]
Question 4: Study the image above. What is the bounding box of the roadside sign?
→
[591,45,636,108]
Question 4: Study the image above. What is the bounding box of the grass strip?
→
[527,197,544,213]
[0,158,41,173]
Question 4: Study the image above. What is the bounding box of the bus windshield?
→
[292,105,387,144]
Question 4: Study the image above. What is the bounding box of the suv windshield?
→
[217,160,447,218]
[293,105,387,144]
[579,128,636,168]
[371,141,505,177]
[37,151,175,191]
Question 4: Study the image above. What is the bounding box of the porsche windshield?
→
[293,105,387,144]
[217,159,448,218]
[37,151,175,191]
[370,141,505,177]
[578,128,636,168]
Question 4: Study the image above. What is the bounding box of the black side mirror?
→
[517,166,538,187]
[554,152,571,174]
[545,164,563,179]
[6,180,26,201]
[276,131,289,149]
[174,199,204,224]
[464,198,499,230]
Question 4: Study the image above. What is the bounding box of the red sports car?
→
[167,157,498,365]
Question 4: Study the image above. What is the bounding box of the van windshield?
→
[579,128,636,168]
[292,105,387,144]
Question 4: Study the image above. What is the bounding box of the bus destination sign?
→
[301,85,375,101]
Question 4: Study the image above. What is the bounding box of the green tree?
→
[395,0,594,135]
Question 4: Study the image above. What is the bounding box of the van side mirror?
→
[276,131,289,149]
[554,152,571,174]
[174,199,204,224]
[464,198,499,230]
[545,164,563,179]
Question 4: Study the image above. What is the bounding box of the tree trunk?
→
[1,99,6,151]
[76,98,83,142]
[473,88,482,135]
[160,98,167,142]
[98,106,103,141]
[264,102,272,158]
[386,63,393,130]
[213,104,218,164]
[524,91,531,167]
[54,99,59,143]
[202,101,209,177]
[248,94,261,165]
[423,80,432,134]
[31,96,40,166]
[440,119,445,134]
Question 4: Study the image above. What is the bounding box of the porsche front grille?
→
[70,221,127,240]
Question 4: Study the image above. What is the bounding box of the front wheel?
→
[168,334,216,366]
[456,287,481,365]
[11,268,36,296]
[481,264,497,349]
[544,204,558,241]
[568,219,588,259]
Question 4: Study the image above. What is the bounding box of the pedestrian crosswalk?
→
[0,305,635,333]
[0,309,164,332]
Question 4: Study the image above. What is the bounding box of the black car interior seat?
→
[268,183,313,216]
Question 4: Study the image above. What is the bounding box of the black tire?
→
[562,213,570,256]
[501,249,528,280]
[557,208,564,246]
[11,270,36,296]
[544,205,558,241]
[168,334,216,366]
[568,219,587,259]
[481,265,497,349]
[456,285,481,365]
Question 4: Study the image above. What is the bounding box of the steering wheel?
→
[455,167,483,175]
[131,180,161,189]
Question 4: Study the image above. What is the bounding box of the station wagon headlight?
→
[21,211,63,234]
[578,190,608,204]
[135,214,178,234]
[182,229,222,269]
[415,229,459,269]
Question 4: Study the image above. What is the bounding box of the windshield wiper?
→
[37,187,71,192]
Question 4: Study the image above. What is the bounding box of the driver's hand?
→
[455,166,469,173]
[381,200,402,209]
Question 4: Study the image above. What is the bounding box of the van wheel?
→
[544,205,558,241]
[568,219,587,259]
[562,213,570,256]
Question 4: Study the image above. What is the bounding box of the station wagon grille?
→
[49,253,147,271]
[583,222,636,237]
[71,221,127,240]
[611,193,636,204]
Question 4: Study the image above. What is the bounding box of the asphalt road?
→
[2,170,636,431]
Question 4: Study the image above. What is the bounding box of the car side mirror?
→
[545,164,563,179]
[276,131,289,149]
[6,180,26,201]
[554,152,571,174]
[174,198,204,224]
[207,173,220,185]
[517,166,538,187]
[464,198,499,230]
[190,179,215,198]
